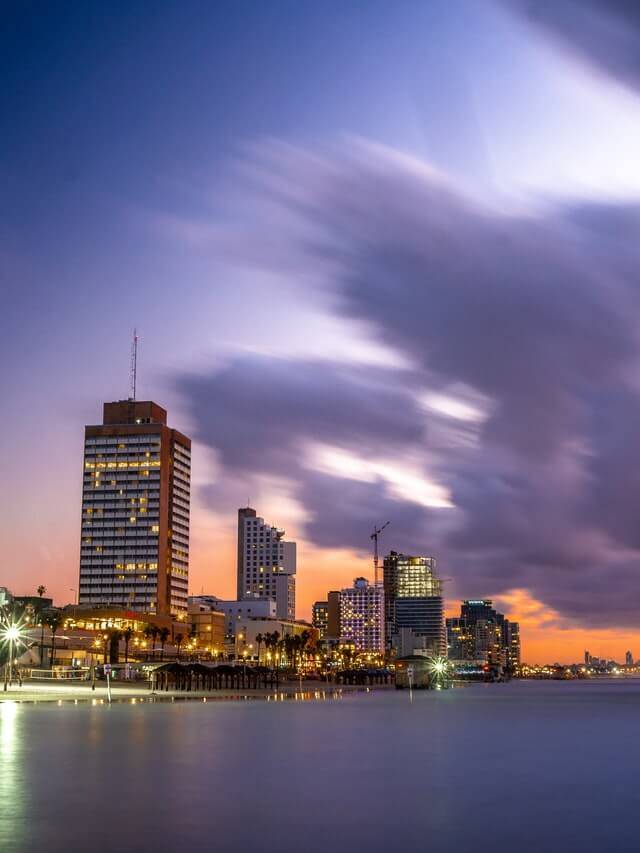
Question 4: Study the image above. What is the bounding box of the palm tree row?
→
[252,629,314,671]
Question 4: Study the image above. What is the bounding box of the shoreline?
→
[0,679,390,704]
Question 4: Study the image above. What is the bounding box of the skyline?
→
[4,0,640,664]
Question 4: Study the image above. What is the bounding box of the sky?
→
[4,0,640,663]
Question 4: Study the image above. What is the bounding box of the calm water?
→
[2,680,640,853]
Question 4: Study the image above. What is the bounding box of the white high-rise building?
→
[339,577,384,653]
[236,507,296,620]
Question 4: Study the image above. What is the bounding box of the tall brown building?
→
[79,400,191,616]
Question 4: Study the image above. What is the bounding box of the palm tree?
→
[151,625,160,659]
[255,633,264,664]
[45,612,64,669]
[107,628,122,664]
[297,629,311,671]
[159,627,170,661]
[263,632,273,666]
[143,624,155,659]
[122,626,134,663]
[284,635,296,670]
[175,633,184,661]
[37,585,46,599]
[264,631,280,669]
[37,608,48,668]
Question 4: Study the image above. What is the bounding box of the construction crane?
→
[370,521,390,587]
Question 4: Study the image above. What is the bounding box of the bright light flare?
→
[0,616,28,648]
[427,656,449,677]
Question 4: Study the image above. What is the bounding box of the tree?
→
[341,646,354,669]
[255,633,264,664]
[264,631,280,669]
[37,608,48,668]
[159,627,170,661]
[284,635,296,670]
[175,633,184,661]
[143,624,155,659]
[45,612,64,669]
[296,630,312,671]
[122,626,134,663]
[37,585,46,599]
[151,625,160,658]
[107,628,122,664]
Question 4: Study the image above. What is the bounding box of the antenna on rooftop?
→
[129,328,138,401]
[370,521,390,587]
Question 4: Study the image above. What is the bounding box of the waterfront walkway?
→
[0,679,389,703]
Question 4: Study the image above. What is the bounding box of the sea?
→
[2,679,639,853]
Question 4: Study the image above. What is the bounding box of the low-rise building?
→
[189,595,276,638]
[395,655,431,689]
[189,607,225,654]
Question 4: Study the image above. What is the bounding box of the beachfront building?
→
[447,601,520,670]
[312,592,341,640]
[79,399,191,617]
[383,552,446,656]
[339,578,384,653]
[189,595,277,639]
[237,507,296,619]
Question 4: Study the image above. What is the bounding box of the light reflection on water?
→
[0,702,27,852]
[2,681,640,853]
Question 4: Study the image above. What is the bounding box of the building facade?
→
[79,400,191,616]
[236,507,296,619]
[383,552,446,656]
[189,595,277,639]
[312,601,329,637]
[339,577,384,653]
[447,600,520,670]
[445,617,475,660]
[312,592,341,640]
[188,607,226,653]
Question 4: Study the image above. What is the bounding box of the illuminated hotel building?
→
[79,400,191,616]
[237,507,296,620]
[339,577,384,653]
[383,552,446,656]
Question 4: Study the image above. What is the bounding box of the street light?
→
[2,623,25,692]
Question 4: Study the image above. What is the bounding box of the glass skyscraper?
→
[383,551,446,656]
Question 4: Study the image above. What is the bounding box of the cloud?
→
[506,0,640,92]
[175,139,640,629]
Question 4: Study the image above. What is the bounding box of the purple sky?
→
[4,0,640,657]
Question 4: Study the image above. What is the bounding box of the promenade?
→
[0,679,382,703]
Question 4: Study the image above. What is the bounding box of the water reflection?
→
[0,702,27,853]
[5,682,640,853]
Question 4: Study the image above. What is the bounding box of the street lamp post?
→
[3,626,22,692]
